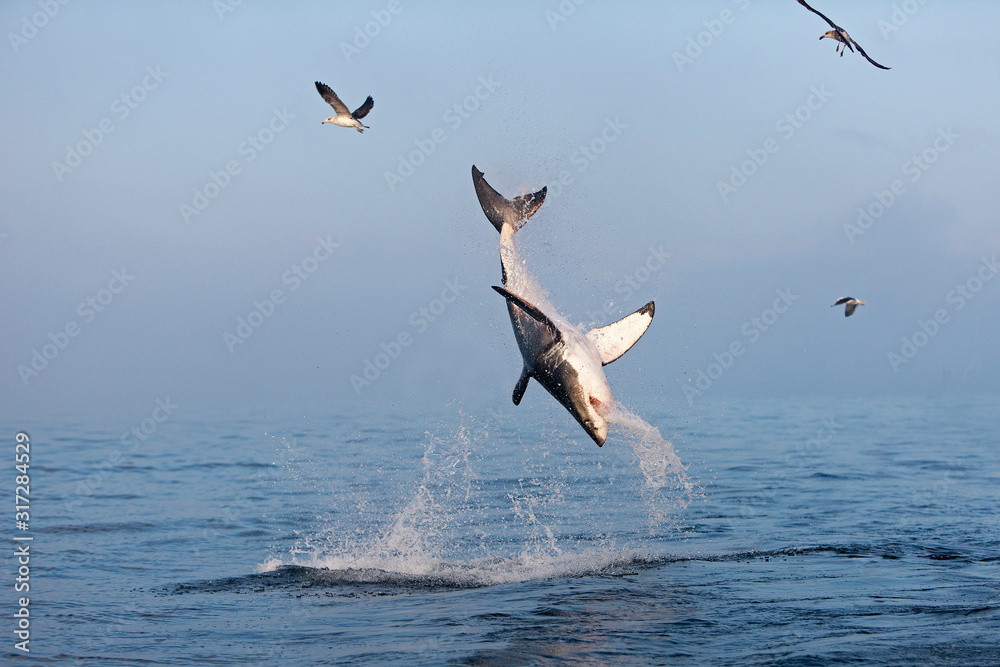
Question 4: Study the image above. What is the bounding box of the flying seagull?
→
[832,297,866,317]
[796,0,890,70]
[315,81,373,133]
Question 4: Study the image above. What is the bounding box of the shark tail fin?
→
[472,165,547,234]
[586,301,655,366]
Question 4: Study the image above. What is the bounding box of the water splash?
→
[287,424,479,575]
[261,407,696,585]
[605,405,688,491]
[508,478,564,560]
[605,403,699,526]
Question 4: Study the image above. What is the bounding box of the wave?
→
[175,541,981,596]
[256,547,658,589]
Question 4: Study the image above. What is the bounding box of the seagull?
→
[315,81,373,133]
[796,0,890,70]
[832,297,866,317]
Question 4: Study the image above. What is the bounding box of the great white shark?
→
[472,165,655,447]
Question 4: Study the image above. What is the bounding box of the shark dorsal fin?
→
[586,301,655,366]
[491,286,562,342]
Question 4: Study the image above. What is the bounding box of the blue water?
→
[5,395,999,665]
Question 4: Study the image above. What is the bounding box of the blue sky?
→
[2,0,998,423]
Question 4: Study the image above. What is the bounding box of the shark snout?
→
[582,418,608,447]
[583,395,610,447]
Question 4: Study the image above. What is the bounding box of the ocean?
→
[6,394,999,665]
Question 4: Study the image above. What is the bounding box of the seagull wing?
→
[797,0,840,32]
[352,96,374,119]
[315,81,351,116]
[832,297,853,306]
[850,38,891,69]
[844,303,858,317]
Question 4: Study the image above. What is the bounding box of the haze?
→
[2,1,998,424]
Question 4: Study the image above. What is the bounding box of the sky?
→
[2,0,999,424]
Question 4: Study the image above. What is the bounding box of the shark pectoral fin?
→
[491,286,562,341]
[586,301,655,366]
[512,369,531,406]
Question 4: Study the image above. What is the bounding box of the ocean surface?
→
[5,394,999,665]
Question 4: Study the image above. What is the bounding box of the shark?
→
[472,165,655,446]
